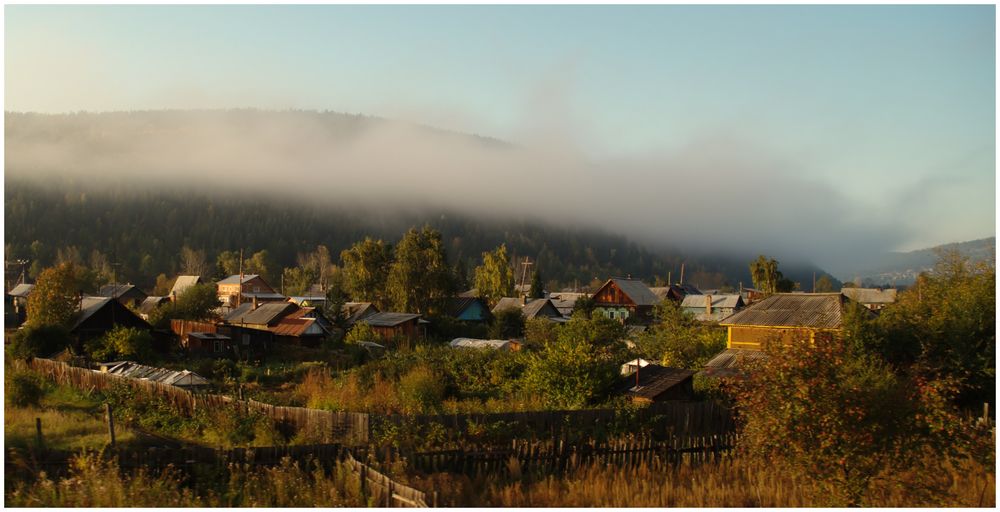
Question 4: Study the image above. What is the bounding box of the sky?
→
[4,5,996,275]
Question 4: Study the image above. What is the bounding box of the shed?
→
[361,312,425,343]
[446,297,492,323]
[619,364,696,402]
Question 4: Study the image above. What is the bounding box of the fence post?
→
[35,417,43,447]
[106,403,116,447]
[386,478,393,508]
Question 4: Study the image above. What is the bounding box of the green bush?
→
[7,324,72,359]
[85,326,153,362]
[6,371,45,407]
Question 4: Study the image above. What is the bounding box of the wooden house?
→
[680,294,745,322]
[618,363,696,403]
[446,297,492,323]
[360,312,425,343]
[719,292,864,350]
[492,297,564,322]
[591,278,661,324]
[547,292,590,317]
[840,287,897,311]
[70,296,151,343]
[7,283,34,327]
[99,284,148,309]
[137,296,170,320]
[169,275,203,300]
[216,274,283,308]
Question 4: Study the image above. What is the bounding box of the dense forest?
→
[4,179,838,293]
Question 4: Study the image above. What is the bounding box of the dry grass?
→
[5,405,138,451]
[6,452,366,507]
[411,456,995,507]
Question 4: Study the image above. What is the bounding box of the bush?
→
[85,326,153,362]
[8,324,72,359]
[398,364,445,414]
[489,308,525,339]
[344,322,379,345]
[6,371,45,407]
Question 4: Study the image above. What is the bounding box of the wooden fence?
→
[381,400,735,440]
[25,358,733,448]
[388,433,738,475]
[25,358,370,444]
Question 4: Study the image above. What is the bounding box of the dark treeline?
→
[4,179,836,292]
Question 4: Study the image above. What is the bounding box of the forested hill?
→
[4,180,838,293]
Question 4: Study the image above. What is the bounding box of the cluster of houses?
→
[6,268,899,404]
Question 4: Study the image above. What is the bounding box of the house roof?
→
[288,296,327,305]
[651,284,703,301]
[98,284,144,298]
[363,312,422,327]
[72,297,114,330]
[240,291,287,301]
[492,297,560,319]
[272,316,321,337]
[343,302,379,325]
[138,296,169,315]
[720,293,849,329]
[225,302,297,325]
[701,348,769,378]
[8,283,34,297]
[457,288,480,298]
[605,278,661,306]
[680,294,744,309]
[621,364,696,401]
[103,361,209,387]
[218,274,260,285]
[447,297,489,318]
[841,287,898,305]
[170,275,202,296]
[188,332,231,340]
[449,338,516,350]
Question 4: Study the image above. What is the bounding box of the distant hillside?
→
[4,179,838,293]
[842,237,996,286]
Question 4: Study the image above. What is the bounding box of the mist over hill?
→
[3,108,919,291]
[840,237,996,286]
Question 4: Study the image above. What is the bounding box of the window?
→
[213,340,223,353]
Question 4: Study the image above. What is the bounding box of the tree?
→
[749,255,794,295]
[323,273,349,328]
[340,237,392,307]
[637,299,726,368]
[26,262,84,328]
[387,226,455,314]
[815,275,835,293]
[297,245,334,290]
[244,250,277,285]
[522,313,628,408]
[473,244,515,307]
[732,332,946,506]
[345,322,379,345]
[152,273,174,296]
[529,270,545,299]
[524,317,559,346]
[489,307,526,339]
[86,326,153,362]
[216,250,242,278]
[147,283,220,329]
[572,295,595,317]
[281,266,317,296]
[179,246,211,277]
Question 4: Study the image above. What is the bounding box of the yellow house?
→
[719,293,852,350]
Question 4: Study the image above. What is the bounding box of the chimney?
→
[705,294,712,316]
[170,291,177,303]
[680,263,685,285]
[252,295,259,310]
[522,295,527,305]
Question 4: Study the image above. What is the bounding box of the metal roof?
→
[98,284,142,298]
[841,287,898,305]
[272,316,321,337]
[620,364,696,401]
[343,302,379,325]
[72,297,114,330]
[8,283,34,297]
[138,296,169,315]
[218,274,260,285]
[449,338,516,350]
[701,348,769,378]
[447,296,489,318]
[363,312,422,327]
[680,294,744,309]
[225,302,297,325]
[719,293,848,329]
[605,278,661,306]
[169,275,202,296]
[188,332,231,340]
[103,361,209,387]
[492,297,561,319]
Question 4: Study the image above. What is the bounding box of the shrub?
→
[398,364,445,414]
[5,371,45,407]
[85,326,153,362]
[489,308,525,339]
[8,324,72,359]
[344,322,379,345]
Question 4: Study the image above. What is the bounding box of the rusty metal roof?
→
[271,316,319,337]
[719,293,847,329]
[363,312,421,327]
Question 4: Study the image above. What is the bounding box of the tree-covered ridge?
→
[6,179,816,292]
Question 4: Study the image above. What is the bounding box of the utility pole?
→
[519,257,534,298]
[812,272,816,293]
[237,248,244,307]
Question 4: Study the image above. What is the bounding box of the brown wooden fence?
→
[389,433,738,475]
[25,358,370,444]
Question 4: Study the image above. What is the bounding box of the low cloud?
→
[5,109,912,275]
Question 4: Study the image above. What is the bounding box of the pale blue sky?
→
[5,5,996,253]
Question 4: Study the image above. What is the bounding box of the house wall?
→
[457,301,490,322]
[727,326,824,349]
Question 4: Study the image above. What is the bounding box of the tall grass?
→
[6,452,366,507]
[411,456,995,507]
